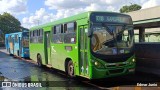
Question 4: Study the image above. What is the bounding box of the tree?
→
[0,12,21,34]
[120,4,141,13]
[0,12,26,42]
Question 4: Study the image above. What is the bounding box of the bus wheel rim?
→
[38,55,41,66]
[69,64,73,76]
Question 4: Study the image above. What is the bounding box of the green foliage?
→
[120,4,142,13]
[0,12,21,34]
[0,12,26,42]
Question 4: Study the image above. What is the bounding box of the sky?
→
[0,0,160,29]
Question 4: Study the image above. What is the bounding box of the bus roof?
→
[6,32,22,35]
[30,11,131,30]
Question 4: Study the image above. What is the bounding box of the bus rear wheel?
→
[67,60,74,77]
[37,55,42,67]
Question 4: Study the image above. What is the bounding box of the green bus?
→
[29,11,135,79]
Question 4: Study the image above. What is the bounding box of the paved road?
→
[0,49,97,90]
[0,48,160,90]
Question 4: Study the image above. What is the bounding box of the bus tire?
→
[37,55,42,67]
[67,60,74,77]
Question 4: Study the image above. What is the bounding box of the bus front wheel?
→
[37,55,42,67]
[67,60,74,77]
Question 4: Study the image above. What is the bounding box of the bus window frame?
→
[63,21,77,44]
[52,24,64,44]
[15,34,19,43]
[39,29,43,43]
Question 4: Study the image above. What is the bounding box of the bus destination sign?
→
[96,16,130,23]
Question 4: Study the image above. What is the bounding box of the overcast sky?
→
[0,0,160,28]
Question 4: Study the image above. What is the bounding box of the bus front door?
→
[79,25,89,77]
[44,31,51,65]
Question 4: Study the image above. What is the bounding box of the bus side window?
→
[36,30,39,43]
[33,30,37,43]
[64,24,67,33]
[40,29,43,36]
[9,36,11,42]
[38,29,40,36]
[38,29,43,43]
[30,31,32,43]
[61,25,63,33]
[15,34,18,43]
[54,27,56,34]
[33,30,35,37]
[64,22,76,43]
[52,25,63,43]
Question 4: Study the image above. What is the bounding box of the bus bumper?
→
[23,54,30,58]
[91,64,135,79]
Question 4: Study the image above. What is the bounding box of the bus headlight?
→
[94,61,98,66]
[132,58,135,62]
[24,52,28,54]
[92,60,104,68]
[129,58,136,65]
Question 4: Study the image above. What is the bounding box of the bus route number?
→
[96,16,104,22]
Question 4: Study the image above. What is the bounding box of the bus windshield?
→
[91,23,134,55]
[22,32,29,47]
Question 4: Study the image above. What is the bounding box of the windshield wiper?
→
[105,25,119,54]
[104,24,127,54]
[105,25,116,41]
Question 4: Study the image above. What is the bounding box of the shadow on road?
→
[0,47,160,89]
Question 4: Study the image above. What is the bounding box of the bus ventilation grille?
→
[109,69,124,74]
